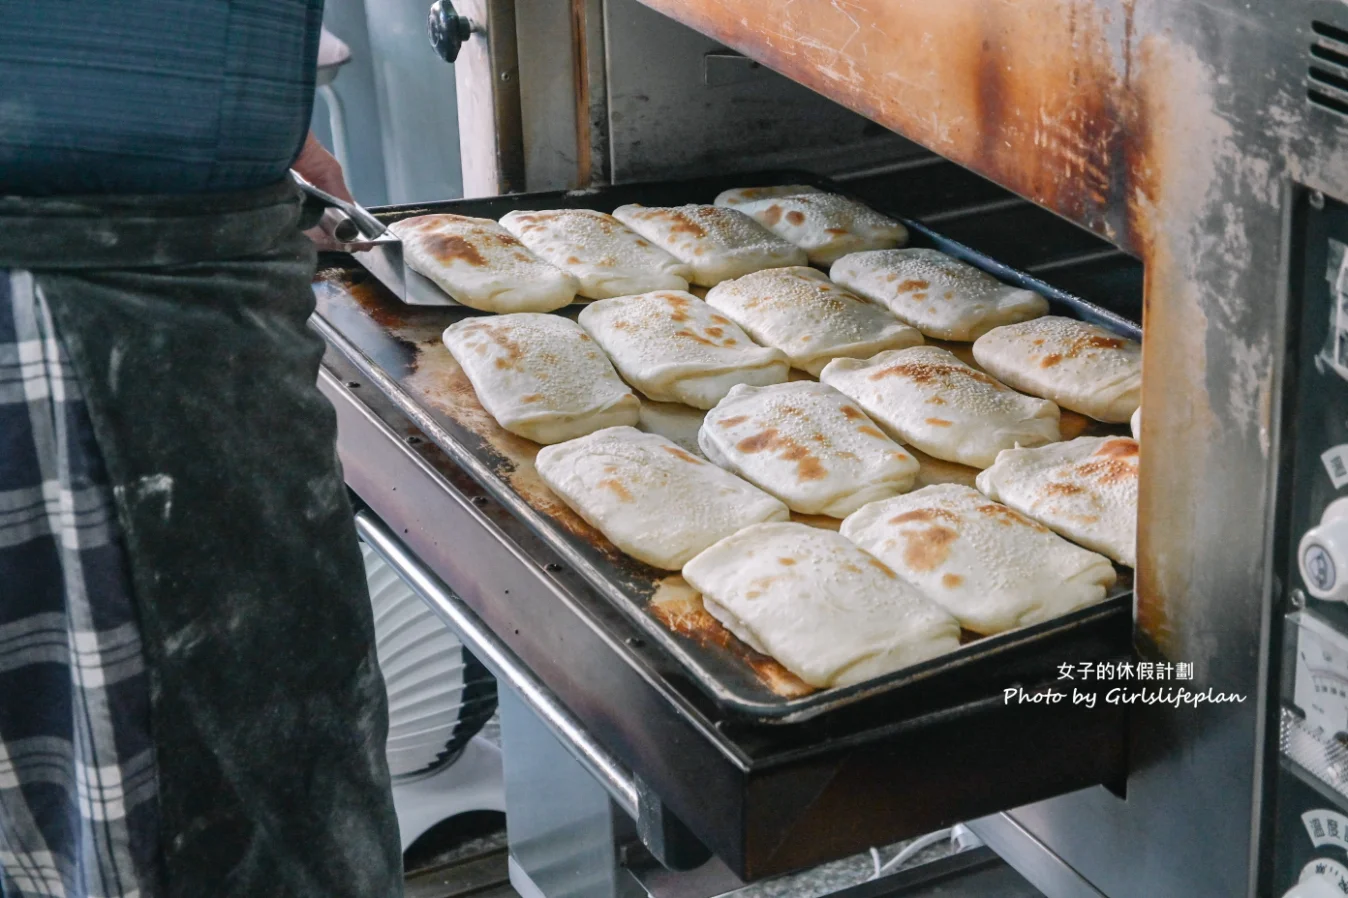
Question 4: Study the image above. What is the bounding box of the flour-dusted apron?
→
[0,183,403,898]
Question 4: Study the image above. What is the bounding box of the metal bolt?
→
[544,562,564,573]
[625,636,645,648]
[500,70,513,82]
[345,381,360,389]
[471,496,489,507]
[1291,587,1308,610]
[1310,190,1326,210]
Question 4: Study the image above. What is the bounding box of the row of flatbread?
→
[386,192,1063,344]
[534,421,1137,689]
[443,280,1140,457]
[530,379,1139,569]
[387,186,911,313]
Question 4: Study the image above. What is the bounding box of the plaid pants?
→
[0,271,161,898]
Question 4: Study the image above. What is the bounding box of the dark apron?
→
[0,184,403,898]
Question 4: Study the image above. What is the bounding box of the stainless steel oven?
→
[313,1,1348,895]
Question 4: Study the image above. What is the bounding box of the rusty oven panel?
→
[631,0,1158,254]
[616,1,1348,895]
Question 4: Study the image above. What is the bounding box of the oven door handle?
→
[354,510,641,817]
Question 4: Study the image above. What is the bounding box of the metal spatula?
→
[291,171,460,307]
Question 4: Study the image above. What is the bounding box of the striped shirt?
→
[0,0,322,195]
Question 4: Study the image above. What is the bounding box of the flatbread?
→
[443,314,639,444]
[830,248,1048,341]
[611,204,807,286]
[819,345,1061,468]
[636,399,706,457]
[535,426,789,570]
[577,291,789,409]
[975,436,1138,567]
[1131,406,1141,441]
[714,185,824,207]
[682,522,961,688]
[728,193,909,266]
[698,381,920,517]
[390,213,578,312]
[840,484,1117,634]
[499,209,692,299]
[972,317,1142,422]
[704,267,923,376]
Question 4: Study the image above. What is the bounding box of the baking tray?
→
[311,170,1138,724]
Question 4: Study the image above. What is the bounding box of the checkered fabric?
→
[0,270,161,898]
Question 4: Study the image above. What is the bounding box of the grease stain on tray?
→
[650,576,815,699]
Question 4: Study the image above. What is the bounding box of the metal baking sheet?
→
[312,170,1138,723]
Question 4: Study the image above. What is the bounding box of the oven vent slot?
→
[1310,21,1348,117]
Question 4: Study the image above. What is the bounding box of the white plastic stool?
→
[392,734,506,850]
[361,539,505,853]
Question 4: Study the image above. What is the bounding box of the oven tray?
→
[311,171,1138,724]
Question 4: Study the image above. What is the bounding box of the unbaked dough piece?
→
[535,426,788,570]
[499,209,692,299]
[705,266,923,376]
[443,314,638,443]
[611,204,807,287]
[972,317,1142,423]
[729,193,909,266]
[390,213,578,312]
[682,522,961,688]
[577,290,789,409]
[840,484,1117,634]
[830,248,1048,341]
[819,345,1061,468]
[698,381,919,517]
[975,436,1139,567]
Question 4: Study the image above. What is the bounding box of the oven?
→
[311,1,1348,896]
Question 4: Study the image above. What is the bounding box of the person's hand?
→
[295,131,353,202]
[294,132,370,251]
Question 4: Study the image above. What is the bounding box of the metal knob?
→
[1301,497,1348,603]
[428,0,474,64]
